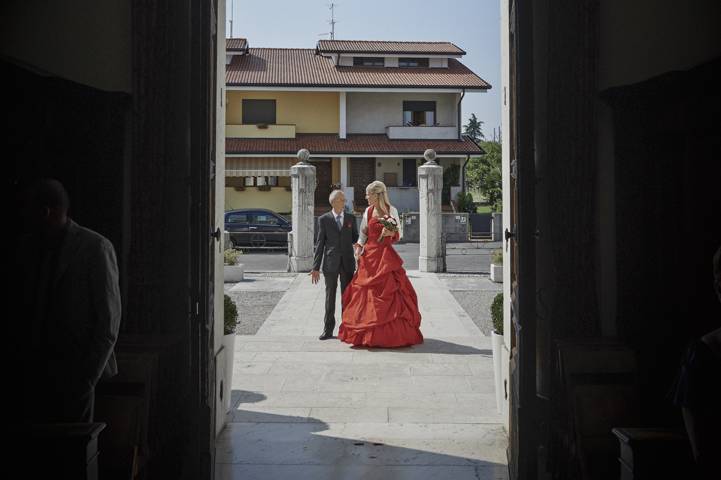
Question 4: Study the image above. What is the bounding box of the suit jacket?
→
[313,211,359,274]
[22,220,122,388]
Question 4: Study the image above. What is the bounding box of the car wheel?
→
[250,233,266,248]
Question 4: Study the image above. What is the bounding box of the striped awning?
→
[225,157,296,176]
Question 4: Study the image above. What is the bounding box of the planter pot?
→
[490,263,503,283]
[224,263,244,283]
[221,333,236,413]
[491,330,504,413]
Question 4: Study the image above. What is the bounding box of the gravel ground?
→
[225,290,286,335]
[450,290,501,335]
[437,273,502,336]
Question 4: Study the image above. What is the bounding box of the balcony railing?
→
[226,124,296,139]
[386,125,458,140]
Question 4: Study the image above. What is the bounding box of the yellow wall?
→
[225,187,292,213]
[226,91,339,134]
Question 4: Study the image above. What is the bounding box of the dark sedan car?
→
[224,208,291,249]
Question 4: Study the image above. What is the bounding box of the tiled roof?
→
[226,134,483,155]
[317,40,465,55]
[226,49,490,89]
[226,38,248,51]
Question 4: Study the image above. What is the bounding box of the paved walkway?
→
[216,271,508,480]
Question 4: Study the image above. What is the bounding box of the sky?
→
[226,0,501,141]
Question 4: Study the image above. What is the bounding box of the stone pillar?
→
[418,149,443,272]
[289,149,316,272]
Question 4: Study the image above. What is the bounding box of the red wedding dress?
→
[339,206,424,347]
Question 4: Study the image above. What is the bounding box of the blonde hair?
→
[366,180,391,215]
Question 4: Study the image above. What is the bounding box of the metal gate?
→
[441,233,497,274]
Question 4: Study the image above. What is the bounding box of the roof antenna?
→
[229,0,235,38]
[319,2,338,39]
[329,2,337,40]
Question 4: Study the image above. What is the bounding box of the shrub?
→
[491,249,503,265]
[224,294,239,335]
[456,191,476,213]
[491,292,503,335]
[224,248,241,265]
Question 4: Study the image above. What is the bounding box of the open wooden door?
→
[506,0,537,478]
[189,0,221,476]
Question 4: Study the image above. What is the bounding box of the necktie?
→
[336,214,342,231]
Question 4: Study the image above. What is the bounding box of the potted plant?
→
[490,292,504,413]
[490,248,503,283]
[223,248,244,283]
[222,294,239,413]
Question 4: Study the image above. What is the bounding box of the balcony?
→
[385,125,458,140]
[225,124,296,139]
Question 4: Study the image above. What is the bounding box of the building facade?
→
[225,38,490,214]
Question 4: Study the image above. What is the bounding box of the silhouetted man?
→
[18,178,121,422]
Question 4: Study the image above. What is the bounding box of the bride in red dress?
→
[339,181,423,348]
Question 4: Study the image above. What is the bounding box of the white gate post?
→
[289,149,316,272]
[418,149,443,272]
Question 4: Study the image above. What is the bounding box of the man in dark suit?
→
[18,178,122,422]
[311,189,359,340]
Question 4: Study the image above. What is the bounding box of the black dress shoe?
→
[318,332,334,340]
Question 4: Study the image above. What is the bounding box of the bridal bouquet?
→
[377,214,399,243]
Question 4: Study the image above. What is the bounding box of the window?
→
[254,213,280,226]
[226,213,248,224]
[353,57,384,66]
[255,176,278,186]
[402,101,436,126]
[242,99,276,125]
[399,57,429,67]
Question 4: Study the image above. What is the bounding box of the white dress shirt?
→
[332,209,344,229]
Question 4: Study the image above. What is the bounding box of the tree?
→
[466,140,502,212]
[463,113,485,143]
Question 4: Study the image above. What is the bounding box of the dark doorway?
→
[402,158,418,187]
[350,158,376,208]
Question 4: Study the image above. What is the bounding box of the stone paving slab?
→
[217,422,507,465]
[256,270,485,338]
[216,269,508,480]
[216,464,509,480]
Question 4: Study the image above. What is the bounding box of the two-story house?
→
[225,38,490,215]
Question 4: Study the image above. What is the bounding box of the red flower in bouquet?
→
[377,214,399,243]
